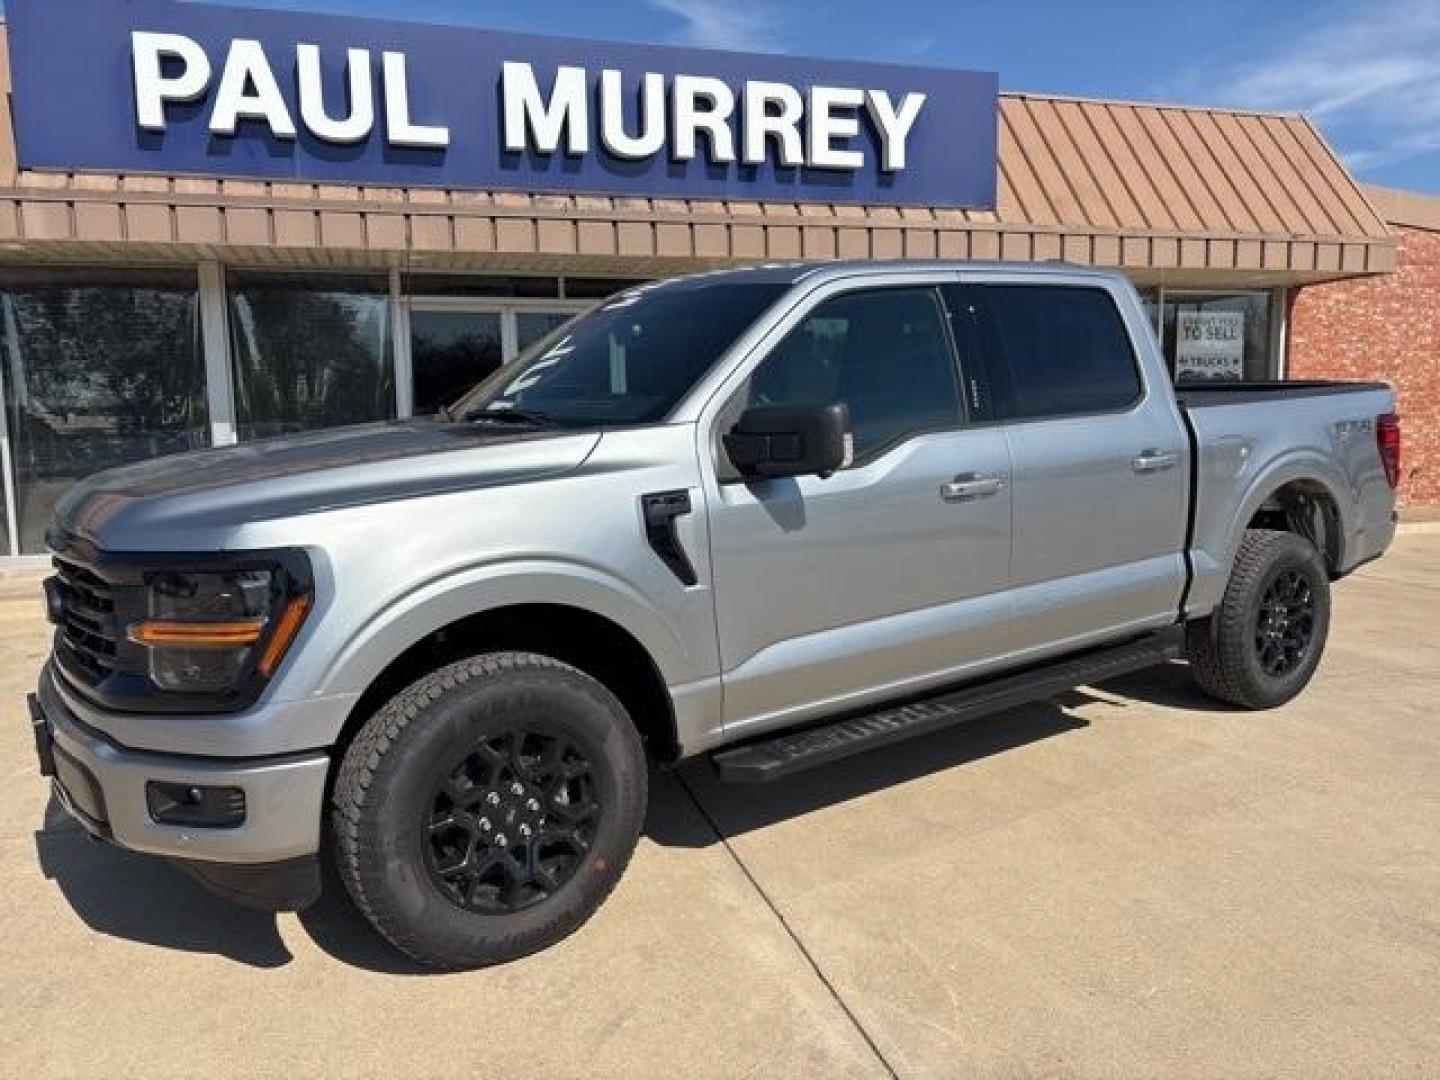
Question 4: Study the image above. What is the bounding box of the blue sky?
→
[10,0,1440,190]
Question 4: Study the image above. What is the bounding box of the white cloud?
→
[644,0,783,52]
[1162,0,1440,179]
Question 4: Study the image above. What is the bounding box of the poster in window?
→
[1176,310,1245,380]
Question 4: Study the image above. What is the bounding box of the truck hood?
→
[51,420,602,551]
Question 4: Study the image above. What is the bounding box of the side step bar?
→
[711,628,1183,784]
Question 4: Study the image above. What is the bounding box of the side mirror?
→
[723,403,851,480]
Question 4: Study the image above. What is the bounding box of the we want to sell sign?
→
[1175,310,1245,380]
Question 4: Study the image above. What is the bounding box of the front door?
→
[704,283,1014,738]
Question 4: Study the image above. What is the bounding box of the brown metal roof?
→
[1362,183,1440,232]
[0,28,1396,282]
[992,94,1390,244]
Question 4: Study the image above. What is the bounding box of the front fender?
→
[315,558,695,700]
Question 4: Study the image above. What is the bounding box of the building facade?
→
[1288,185,1440,506]
[0,3,1425,563]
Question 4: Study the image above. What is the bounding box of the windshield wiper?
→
[468,406,560,428]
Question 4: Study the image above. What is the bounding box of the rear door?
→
[948,279,1188,658]
[702,281,1014,738]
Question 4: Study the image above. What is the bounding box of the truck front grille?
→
[52,558,120,685]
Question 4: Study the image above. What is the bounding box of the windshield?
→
[452,281,787,427]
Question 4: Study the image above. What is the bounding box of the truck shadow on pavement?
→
[34,797,299,970]
[33,673,1207,974]
[647,696,1094,848]
[34,796,440,974]
[1094,658,1237,713]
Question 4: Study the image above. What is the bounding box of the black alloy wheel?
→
[1253,568,1317,677]
[1186,528,1332,710]
[333,652,647,969]
[424,729,600,914]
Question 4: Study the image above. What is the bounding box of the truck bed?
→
[1174,380,1390,408]
[1176,378,1397,621]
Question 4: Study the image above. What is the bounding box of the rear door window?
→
[972,285,1143,420]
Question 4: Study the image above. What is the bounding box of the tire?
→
[332,652,647,969]
[1186,528,1331,709]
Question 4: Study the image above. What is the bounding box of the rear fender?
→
[1188,450,1354,618]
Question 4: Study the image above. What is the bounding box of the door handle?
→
[940,474,1005,502]
[1132,449,1180,473]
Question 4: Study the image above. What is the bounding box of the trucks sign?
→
[1176,310,1246,381]
[6,0,999,208]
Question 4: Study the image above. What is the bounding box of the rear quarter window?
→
[980,285,1143,420]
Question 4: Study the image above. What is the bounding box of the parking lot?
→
[2,532,1438,1079]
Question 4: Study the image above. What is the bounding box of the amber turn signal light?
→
[128,619,266,647]
[258,594,313,677]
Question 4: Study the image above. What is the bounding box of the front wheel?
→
[1186,528,1331,709]
[332,652,647,968]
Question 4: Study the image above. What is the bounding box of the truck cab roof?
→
[629,259,1124,294]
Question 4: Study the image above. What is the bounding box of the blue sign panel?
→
[6,0,998,208]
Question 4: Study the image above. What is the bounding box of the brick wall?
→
[1288,224,1440,506]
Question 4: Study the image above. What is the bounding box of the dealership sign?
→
[6,0,999,208]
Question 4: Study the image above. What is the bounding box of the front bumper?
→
[31,665,330,904]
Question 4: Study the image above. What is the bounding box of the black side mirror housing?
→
[723,403,851,480]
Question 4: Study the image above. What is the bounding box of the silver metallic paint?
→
[41,261,1397,866]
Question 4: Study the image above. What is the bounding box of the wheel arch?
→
[1244,477,1345,576]
[318,564,695,779]
[330,602,680,794]
[1187,452,1354,619]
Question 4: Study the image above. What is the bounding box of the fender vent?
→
[641,490,697,587]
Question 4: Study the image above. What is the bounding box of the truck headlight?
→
[127,566,313,694]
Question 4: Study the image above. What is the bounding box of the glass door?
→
[516,309,576,353]
[409,305,505,416]
[405,299,586,417]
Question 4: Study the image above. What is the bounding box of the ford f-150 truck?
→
[27,261,1400,968]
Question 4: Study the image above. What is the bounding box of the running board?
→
[711,628,1183,784]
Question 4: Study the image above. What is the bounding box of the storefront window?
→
[403,274,560,299]
[0,269,208,554]
[563,278,648,299]
[228,272,394,440]
[411,310,504,415]
[516,311,574,352]
[1159,291,1274,382]
[1136,287,1161,335]
[0,454,11,555]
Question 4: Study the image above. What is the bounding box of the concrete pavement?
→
[3,535,1438,1078]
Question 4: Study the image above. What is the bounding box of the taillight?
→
[1377,412,1401,489]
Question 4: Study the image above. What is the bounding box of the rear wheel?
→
[332,652,647,968]
[1186,528,1331,709]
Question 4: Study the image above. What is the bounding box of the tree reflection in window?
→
[227,272,395,440]
[0,270,208,553]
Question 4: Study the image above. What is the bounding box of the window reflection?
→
[411,310,504,415]
[228,272,394,440]
[0,458,10,555]
[515,311,575,352]
[0,269,208,554]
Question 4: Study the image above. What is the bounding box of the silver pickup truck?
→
[28,261,1400,967]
